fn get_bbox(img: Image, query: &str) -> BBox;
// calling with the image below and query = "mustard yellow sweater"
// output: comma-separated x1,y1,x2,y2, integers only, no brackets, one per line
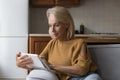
40,38,97,80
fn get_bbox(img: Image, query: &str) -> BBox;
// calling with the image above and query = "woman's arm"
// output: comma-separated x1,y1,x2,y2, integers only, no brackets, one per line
50,64,85,76
79,42,88,60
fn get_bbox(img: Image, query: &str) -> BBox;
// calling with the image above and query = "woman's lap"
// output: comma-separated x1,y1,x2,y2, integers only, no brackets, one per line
27,70,102,80
26,77,45,80
70,73,102,80
26,69,58,80
84,73,102,80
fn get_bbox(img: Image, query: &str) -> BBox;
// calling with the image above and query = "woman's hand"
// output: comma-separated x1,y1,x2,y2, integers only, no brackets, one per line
49,64,84,76
16,52,33,70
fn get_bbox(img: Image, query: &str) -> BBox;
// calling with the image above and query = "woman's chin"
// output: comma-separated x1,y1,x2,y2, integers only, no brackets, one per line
51,36,57,39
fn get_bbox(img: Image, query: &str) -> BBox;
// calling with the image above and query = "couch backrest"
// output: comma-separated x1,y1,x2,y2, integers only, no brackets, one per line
88,44,120,80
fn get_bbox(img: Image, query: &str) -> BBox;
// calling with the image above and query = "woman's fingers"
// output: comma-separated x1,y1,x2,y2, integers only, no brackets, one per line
16,52,21,59
16,53,33,69
19,56,33,65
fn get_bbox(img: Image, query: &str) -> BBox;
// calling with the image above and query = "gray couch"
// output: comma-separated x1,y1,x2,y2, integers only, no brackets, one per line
88,44,120,80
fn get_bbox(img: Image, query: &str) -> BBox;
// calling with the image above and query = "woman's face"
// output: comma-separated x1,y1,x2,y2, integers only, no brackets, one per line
48,14,68,40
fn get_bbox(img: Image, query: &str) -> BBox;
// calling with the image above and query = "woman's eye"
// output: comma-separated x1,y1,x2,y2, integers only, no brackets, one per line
55,24,60,27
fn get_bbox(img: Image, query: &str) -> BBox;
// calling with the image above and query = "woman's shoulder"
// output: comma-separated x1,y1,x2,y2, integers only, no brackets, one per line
47,39,58,45
71,38,85,43
64,38,85,47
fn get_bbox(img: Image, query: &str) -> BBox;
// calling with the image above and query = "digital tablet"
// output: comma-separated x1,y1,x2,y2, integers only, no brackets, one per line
21,53,51,71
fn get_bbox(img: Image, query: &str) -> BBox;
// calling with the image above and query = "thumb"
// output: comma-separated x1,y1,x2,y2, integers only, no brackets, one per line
16,52,21,57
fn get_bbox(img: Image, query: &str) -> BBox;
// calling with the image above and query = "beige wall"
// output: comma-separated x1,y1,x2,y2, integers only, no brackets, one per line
29,0,120,34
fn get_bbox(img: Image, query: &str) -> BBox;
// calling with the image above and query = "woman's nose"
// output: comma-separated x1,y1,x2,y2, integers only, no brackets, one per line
51,26,55,32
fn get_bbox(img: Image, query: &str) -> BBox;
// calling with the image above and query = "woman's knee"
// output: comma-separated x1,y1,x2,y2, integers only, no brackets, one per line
26,76,45,80
26,70,58,80
84,73,102,80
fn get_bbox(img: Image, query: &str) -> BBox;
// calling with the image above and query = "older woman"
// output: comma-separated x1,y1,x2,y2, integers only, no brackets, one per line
16,6,102,80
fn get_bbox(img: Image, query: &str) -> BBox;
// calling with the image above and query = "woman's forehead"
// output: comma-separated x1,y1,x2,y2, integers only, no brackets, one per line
48,14,58,22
